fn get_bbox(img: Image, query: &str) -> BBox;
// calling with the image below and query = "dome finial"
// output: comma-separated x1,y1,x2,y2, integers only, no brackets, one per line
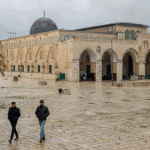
43,11,45,18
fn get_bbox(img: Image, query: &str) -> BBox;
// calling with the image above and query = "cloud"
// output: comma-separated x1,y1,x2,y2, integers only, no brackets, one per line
0,0,150,40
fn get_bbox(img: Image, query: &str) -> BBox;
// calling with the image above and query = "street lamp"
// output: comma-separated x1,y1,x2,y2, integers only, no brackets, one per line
110,39,114,86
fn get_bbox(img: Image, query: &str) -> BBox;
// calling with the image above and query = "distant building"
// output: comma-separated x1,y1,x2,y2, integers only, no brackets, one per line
0,15,150,81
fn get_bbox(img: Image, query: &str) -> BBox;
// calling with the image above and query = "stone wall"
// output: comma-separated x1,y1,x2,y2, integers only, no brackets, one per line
0,28,150,82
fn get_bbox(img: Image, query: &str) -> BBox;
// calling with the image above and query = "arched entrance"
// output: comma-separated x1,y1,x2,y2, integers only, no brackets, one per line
122,51,138,80
79,49,96,81
102,50,118,81
145,52,150,77
102,52,111,80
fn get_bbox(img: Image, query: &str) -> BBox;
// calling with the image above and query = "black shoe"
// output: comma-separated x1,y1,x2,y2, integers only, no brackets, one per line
42,137,45,140
8,140,12,144
14,137,19,141
39,140,42,143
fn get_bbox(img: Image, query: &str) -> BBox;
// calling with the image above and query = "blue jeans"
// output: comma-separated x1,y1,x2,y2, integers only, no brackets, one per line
39,120,46,140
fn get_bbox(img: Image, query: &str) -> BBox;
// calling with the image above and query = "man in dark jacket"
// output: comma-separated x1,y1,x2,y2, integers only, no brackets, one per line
35,100,50,143
8,102,21,143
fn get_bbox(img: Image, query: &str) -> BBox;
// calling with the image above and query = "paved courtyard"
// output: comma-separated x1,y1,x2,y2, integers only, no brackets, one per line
0,77,150,150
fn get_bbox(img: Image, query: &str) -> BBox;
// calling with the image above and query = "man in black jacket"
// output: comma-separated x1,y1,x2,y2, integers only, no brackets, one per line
8,102,21,143
35,100,50,143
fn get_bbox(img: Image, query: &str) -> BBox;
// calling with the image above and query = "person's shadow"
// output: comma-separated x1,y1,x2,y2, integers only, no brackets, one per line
39,140,45,150
9,140,18,150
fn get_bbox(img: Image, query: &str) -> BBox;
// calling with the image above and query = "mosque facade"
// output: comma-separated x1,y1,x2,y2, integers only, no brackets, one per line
0,15,150,82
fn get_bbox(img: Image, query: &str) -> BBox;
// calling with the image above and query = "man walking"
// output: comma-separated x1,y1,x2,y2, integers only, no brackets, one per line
35,100,50,143
8,102,21,143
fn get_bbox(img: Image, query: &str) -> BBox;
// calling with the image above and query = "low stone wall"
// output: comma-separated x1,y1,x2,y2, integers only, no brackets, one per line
115,80,150,87
4,72,55,81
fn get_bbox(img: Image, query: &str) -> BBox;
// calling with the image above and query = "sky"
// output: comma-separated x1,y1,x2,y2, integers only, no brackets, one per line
0,0,150,40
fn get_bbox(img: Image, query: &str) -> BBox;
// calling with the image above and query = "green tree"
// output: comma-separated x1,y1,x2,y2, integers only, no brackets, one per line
0,54,6,76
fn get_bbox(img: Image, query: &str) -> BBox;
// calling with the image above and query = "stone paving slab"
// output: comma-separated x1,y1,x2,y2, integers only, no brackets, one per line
0,78,150,149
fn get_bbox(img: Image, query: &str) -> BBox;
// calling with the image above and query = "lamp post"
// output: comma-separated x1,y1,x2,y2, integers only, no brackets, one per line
110,39,114,86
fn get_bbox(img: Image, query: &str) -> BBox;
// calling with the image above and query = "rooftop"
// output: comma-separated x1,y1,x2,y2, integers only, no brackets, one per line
75,22,149,31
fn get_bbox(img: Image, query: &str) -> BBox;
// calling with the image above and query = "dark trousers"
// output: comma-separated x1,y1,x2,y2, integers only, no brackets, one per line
10,120,18,140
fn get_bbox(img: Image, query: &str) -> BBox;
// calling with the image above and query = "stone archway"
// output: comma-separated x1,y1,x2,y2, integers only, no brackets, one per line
102,52,111,80
79,49,96,81
17,49,24,72
102,50,118,81
25,49,33,73
122,50,138,80
145,52,150,76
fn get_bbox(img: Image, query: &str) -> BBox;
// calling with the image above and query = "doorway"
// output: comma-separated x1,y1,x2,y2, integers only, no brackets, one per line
79,50,96,81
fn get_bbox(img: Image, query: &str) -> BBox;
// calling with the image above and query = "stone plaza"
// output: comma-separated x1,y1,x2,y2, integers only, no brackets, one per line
0,77,150,150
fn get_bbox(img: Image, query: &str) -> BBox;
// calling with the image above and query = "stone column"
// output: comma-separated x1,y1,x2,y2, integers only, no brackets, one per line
96,61,102,81
72,59,79,81
34,60,37,73
41,62,45,74
31,63,34,73
24,62,27,72
117,60,122,81
139,62,145,76
45,60,48,74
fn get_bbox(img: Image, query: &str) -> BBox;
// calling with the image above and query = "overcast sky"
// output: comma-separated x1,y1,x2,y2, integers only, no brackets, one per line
0,0,150,40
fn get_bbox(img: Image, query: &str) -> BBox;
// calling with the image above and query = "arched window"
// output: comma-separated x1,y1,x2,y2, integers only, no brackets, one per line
51,50,55,59
40,51,43,60
143,41,145,49
32,40,35,46
145,41,148,49
43,38,46,45
11,53,14,61
51,37,54,44
29,52,32,60
11,43,13,49
20,52,22,60
55,36,58,42
39,38,42,45
36,39,38,46
47,37,50,45
136,30,140,36
26,41,28,47
125,30,130,39
64,36,69,41
29,40,31,47
19,42,21,48
130,30,136,40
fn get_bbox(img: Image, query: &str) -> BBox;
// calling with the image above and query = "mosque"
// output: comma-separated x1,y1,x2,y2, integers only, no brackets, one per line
0,13,150,82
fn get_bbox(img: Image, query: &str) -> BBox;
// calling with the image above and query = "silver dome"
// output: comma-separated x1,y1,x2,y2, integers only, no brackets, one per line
30,17,58,35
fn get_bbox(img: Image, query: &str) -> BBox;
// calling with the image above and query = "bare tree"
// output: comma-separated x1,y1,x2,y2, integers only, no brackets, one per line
0,54,6,76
